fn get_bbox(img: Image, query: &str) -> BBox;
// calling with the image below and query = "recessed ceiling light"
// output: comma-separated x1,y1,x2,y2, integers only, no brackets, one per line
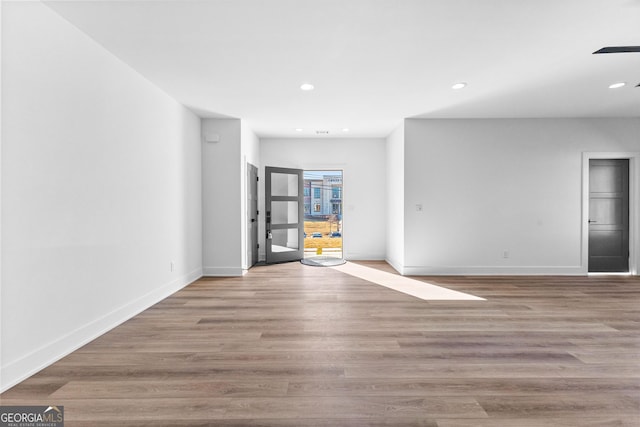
451,82,467,90
342,128,349,132
295,128,303,132
300,83,314,91
608,82,626,89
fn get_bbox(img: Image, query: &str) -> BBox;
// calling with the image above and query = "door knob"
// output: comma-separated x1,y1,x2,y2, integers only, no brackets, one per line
588,219,597,223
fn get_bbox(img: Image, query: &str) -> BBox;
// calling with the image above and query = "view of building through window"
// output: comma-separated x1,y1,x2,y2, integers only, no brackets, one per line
303,170,343,258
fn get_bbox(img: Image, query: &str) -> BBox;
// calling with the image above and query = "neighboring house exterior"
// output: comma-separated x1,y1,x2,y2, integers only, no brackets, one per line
304,174,342,218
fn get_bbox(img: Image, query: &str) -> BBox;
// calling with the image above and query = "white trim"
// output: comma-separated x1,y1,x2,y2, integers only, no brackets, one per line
202,266,246,276
301,167,346,258
345,253,385,261
242,155,248,270
385,257,406,275
0,0,4,396
245,161,259,270
0,267,202,393
588,272,633,277
581,152,639,276
402,265,584,276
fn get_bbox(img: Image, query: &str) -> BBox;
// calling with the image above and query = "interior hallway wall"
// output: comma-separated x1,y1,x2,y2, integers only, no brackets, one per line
385,124,405,272
201,118,243,276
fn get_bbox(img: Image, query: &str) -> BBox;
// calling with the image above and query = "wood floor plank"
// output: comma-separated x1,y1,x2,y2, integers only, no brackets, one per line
285,377,640,397
49,379,290,399
1,261,639,425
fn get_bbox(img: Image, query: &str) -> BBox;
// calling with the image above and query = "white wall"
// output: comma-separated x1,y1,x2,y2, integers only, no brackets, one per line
0,2,5,383
403,118,640,275
385,124,405,272
201,119,244,276
1,2,202,391
260,138,387,260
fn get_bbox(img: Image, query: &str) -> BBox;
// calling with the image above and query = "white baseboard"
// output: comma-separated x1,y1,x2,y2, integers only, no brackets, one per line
401,265,586,276
203,266,245,276
344,253,385,261
385,257,405,275
0,267,202,393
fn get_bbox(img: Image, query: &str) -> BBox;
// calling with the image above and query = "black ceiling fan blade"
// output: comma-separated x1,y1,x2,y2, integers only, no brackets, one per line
593,46,640,54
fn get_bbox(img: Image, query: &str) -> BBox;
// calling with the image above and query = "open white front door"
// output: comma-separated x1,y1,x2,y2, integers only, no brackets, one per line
265,166,304,264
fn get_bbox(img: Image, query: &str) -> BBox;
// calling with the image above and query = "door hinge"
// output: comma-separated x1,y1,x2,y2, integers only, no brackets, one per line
257,210,259,215
257,243,260,249
257,176,259,182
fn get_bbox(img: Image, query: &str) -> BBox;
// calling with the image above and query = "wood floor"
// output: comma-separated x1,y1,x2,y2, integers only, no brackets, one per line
2,261,639,426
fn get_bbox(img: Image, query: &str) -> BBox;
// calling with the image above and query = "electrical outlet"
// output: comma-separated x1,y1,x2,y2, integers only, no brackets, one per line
416,204,423,212
502,250,509,259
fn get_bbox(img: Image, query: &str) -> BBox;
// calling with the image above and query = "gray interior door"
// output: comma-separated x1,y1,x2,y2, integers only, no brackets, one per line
265,166,304,264
247,163,259,268
588,159,629,272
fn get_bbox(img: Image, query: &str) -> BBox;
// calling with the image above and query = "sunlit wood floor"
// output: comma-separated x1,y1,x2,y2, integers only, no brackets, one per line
1,261,639,426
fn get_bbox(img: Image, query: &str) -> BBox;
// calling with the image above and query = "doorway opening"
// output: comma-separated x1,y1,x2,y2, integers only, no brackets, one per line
588,159,629,273
265,166,304,264
303,170,343,259
582,152,639,276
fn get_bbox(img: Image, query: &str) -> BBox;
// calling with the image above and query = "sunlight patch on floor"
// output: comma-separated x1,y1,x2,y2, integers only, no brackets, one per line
331,262,485,301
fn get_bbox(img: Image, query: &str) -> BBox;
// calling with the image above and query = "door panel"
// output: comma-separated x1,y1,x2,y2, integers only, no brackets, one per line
590,231,624,256
270,229,300,252
271,172,299,196
247,163,259,268
271,201,299,224
266,166,304,264
590,164,623,192
590,198,622,225
588,159,629,272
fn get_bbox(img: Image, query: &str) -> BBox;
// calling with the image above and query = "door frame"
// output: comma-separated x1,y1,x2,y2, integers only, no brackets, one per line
265,166,304,264
582,152,640,275
259,164,347,262
246,162,259,268
303,169,345,259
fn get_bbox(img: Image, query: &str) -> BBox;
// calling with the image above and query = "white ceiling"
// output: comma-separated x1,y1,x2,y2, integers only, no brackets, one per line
44,0,640,138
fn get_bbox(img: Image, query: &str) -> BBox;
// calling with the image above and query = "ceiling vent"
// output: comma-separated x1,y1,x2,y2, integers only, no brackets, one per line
593,46,640,54
315,130,329,135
